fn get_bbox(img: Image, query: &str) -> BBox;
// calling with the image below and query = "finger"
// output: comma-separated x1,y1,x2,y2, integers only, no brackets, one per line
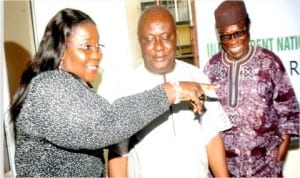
189,94,203,114
191,103,203,114
190,102,197,113
199,83,220,91
180,94,191,101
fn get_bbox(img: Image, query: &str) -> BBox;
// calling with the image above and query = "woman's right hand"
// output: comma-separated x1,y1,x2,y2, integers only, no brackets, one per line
162,81,219,114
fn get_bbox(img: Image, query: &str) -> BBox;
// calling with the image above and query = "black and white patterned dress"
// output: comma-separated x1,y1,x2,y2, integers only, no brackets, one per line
15,70,169,177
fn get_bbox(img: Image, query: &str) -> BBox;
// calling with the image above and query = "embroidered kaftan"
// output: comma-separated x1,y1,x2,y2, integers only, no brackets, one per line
204,46,300,177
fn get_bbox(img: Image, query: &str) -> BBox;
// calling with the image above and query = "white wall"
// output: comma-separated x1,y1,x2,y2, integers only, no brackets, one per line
3,1,35,176
195,1,300,177
1,1,5,176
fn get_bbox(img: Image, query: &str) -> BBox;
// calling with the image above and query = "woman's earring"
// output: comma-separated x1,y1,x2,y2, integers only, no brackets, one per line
59,59,63,70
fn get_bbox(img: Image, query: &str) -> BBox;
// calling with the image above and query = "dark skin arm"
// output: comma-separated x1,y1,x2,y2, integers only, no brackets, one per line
277,134,291,161
108,156,128,178
206,133,230,177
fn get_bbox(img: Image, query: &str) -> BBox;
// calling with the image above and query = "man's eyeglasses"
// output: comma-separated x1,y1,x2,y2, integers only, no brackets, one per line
66,42,105,53
219,28,248,42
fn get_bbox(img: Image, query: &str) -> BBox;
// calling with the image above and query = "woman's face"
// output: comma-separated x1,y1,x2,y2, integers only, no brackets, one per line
61,22,103,82
218,20,250,60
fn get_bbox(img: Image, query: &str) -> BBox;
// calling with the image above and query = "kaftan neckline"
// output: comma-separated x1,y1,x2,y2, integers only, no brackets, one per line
221,45,255,108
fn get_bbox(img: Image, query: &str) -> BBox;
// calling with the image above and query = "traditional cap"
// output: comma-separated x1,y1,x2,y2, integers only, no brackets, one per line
214,0,248,27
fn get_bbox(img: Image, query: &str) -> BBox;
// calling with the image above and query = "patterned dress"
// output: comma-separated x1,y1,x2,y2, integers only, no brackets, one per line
15,70,170,177
204,45,300,177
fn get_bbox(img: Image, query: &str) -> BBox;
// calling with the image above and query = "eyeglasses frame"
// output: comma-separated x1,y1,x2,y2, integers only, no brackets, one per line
66,42,105,53
219,27,248,42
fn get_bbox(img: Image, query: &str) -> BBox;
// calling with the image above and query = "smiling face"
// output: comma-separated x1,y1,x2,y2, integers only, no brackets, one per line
61,22,102,82
138,8,177,74
218,20,250,61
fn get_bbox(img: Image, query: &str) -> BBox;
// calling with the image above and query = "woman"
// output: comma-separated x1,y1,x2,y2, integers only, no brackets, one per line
10,8,208,177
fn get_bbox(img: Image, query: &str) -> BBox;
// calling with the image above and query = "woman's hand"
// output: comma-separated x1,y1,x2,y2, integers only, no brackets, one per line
180,82,219,113
162,81,219,114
